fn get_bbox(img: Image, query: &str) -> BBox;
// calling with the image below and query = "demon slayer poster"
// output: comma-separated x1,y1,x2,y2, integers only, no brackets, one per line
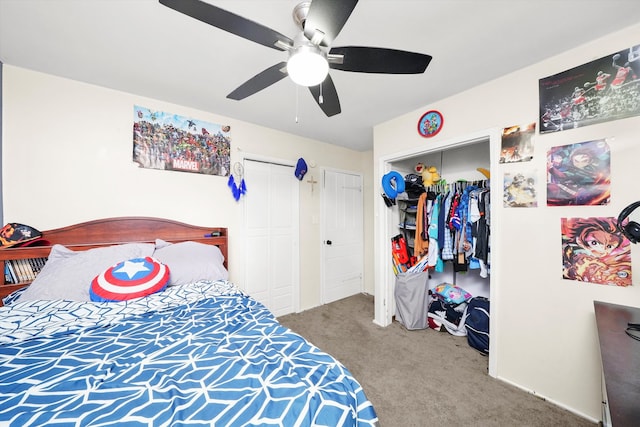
561,217,631,286
133,106,231,176
499,123,535,163
539,43,640,133
547,139,610,206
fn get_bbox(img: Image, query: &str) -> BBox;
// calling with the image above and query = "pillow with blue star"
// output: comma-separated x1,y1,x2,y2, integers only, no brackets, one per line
90,256,170,302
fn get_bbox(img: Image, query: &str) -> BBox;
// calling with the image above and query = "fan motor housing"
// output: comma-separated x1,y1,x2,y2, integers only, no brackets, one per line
293,2,311,30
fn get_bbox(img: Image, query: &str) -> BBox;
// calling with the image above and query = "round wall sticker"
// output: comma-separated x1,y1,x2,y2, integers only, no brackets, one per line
417,110,443,138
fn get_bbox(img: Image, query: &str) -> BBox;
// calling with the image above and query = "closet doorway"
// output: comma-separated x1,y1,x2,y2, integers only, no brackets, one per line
243,159,300,317
375,130,501,377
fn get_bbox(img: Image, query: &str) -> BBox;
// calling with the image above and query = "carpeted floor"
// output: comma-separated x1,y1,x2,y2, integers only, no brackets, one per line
277,293,596,427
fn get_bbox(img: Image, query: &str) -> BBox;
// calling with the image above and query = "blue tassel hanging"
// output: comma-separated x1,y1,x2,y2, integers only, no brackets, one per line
228,174,245,201
228,162,246,201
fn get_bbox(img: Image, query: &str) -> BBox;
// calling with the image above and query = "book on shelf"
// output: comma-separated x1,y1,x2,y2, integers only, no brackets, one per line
16,259,27,281
2,257,48,284
14,259,29,282
26,259,35,279
29,258,44,276
25,259,35,281
24,259,34,280
5,262,16,284
12,259,26,283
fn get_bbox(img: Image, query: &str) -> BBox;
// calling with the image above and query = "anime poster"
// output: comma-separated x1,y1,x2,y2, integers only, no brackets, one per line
539,43,640,133
503,170,537,207
547,139,610,206
561,217,631,286
133,106,231,176
499,123,535,163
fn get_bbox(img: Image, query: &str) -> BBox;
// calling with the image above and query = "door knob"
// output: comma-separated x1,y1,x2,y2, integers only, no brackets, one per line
326,240,332,245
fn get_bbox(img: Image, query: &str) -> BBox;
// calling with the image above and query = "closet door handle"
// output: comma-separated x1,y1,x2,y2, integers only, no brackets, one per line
325,240,332,245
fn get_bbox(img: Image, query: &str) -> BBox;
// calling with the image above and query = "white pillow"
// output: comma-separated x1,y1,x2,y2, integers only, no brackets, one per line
16,243,155,302
153,239,228,286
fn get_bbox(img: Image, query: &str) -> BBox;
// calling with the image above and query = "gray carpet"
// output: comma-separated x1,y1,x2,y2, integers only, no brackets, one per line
278,293,595,427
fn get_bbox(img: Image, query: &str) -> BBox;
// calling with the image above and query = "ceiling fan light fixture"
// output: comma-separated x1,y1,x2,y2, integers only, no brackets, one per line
287,44,329,87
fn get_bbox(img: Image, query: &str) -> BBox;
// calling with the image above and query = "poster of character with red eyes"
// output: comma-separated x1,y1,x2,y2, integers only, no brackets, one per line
561,216,631,286
547,139,610,206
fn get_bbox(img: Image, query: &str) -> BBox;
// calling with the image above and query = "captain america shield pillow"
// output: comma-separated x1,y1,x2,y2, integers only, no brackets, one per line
90,257,170,302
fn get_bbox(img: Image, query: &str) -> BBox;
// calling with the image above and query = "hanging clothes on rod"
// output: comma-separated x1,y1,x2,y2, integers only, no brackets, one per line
470,185,491,278
417,180,491,279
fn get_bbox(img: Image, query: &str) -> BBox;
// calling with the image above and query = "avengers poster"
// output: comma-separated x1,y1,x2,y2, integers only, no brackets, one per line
546,139,610,206
561,217,631,287
539,43,640,133
133,106,231,176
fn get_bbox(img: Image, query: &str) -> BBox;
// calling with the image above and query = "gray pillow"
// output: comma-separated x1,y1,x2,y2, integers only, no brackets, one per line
16,243,155,303
153,239,228,286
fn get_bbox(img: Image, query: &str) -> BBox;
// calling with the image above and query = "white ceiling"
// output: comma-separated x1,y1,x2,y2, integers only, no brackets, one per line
2,0,640,152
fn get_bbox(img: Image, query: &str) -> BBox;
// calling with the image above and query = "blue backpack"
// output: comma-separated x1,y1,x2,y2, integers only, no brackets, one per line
465,297,490,355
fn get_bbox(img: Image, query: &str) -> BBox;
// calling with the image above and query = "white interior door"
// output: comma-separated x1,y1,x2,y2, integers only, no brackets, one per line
243,159,299,316
322,169,364,304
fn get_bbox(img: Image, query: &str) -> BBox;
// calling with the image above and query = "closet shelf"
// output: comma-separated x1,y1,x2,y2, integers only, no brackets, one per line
397,198,419,256
398,223,416,230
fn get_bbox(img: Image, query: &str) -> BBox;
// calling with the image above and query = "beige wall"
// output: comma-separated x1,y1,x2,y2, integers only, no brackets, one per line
374,23,640,421
1,65,373,311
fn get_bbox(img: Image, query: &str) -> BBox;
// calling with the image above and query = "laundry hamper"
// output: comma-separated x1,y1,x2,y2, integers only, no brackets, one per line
394,271,430,330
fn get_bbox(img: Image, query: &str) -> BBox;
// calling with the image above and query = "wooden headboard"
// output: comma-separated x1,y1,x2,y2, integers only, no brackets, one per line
0,217,228,302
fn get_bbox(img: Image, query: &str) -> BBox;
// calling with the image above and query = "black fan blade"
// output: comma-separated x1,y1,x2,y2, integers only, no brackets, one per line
304,0,358,47
329,46,432,74
159,0,293,51
309,75,341,117
227,62,288,100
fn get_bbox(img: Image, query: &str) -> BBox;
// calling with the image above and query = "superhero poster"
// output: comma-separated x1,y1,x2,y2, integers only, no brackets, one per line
133,106,231,176
539,43,640,133
561,217,631,287
546,139,610,206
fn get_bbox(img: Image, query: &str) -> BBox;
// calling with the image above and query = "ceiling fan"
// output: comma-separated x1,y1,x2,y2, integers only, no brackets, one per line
159,0,432,117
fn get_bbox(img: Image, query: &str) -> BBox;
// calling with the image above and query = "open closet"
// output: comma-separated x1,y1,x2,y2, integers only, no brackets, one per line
376,131,499,376
390,139,491,299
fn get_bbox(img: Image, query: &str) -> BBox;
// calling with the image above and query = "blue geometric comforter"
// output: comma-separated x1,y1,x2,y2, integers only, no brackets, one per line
0,281,378,426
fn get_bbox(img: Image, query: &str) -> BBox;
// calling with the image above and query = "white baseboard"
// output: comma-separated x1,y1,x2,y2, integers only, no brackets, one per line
495,375,599,425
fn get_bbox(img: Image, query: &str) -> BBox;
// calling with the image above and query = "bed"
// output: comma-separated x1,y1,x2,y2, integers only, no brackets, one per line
0,217,378,426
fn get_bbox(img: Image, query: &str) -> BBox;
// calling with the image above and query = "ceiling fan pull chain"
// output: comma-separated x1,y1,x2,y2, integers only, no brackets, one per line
319,82,324,104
